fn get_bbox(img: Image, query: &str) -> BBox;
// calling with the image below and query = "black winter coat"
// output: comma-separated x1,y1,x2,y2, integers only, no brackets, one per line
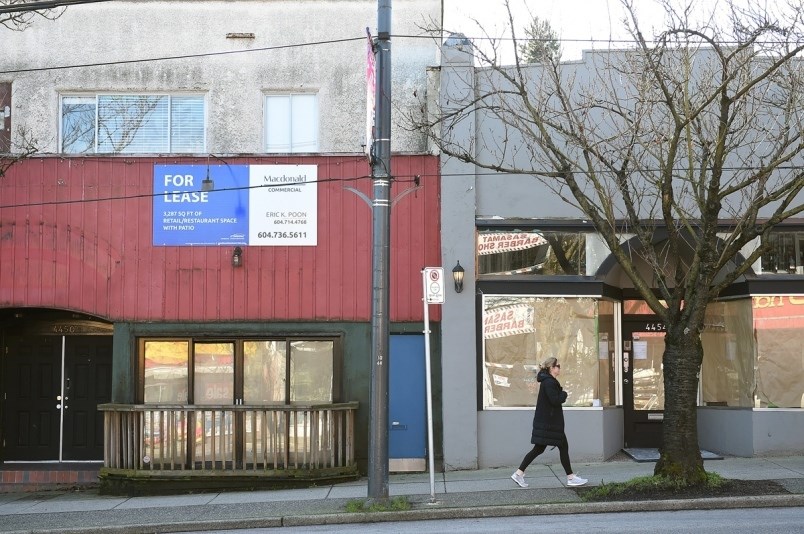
530,369,568,446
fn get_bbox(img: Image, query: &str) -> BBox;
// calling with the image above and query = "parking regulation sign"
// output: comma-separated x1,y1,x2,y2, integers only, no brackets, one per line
423,267,445,304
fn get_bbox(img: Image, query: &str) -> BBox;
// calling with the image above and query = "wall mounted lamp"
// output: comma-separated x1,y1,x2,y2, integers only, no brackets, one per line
452,260,465,293
201,166,215,192
232,246,243,267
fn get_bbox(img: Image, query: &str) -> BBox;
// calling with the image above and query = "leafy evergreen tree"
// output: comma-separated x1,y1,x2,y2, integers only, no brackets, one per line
518,16,561,63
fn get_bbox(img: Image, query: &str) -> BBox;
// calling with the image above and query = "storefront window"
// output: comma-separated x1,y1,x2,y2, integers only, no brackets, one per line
143,340,189,403
625,296,801,409
477,230,587,275
482,295,609,408
700,300,754,407
244,341,287,404
753,296,804,408
597,301,616,406
194,342,235,405
290,341,334,402
142,337,335,404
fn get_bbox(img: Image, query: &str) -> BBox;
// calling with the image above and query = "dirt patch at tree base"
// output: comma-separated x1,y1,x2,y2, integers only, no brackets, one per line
574,479,790,502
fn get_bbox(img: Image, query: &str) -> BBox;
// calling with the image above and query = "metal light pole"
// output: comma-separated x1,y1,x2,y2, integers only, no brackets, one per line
367,0,392,500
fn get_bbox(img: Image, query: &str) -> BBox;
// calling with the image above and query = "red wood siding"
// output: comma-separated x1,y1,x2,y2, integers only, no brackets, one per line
0,155,441,322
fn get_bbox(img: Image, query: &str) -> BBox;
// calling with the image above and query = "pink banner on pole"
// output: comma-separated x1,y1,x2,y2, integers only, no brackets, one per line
366,29,376,157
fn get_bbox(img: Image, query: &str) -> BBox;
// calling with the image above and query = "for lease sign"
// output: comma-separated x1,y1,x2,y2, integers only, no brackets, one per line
153,164,317,246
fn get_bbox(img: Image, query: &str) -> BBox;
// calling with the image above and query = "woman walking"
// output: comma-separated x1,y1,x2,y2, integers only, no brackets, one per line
511,357,587,488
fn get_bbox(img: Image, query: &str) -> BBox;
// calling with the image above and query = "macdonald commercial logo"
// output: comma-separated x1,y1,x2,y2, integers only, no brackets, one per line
477,232,548,256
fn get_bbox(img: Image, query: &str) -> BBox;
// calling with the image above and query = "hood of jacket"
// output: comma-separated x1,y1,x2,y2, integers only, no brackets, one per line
536,369,552,383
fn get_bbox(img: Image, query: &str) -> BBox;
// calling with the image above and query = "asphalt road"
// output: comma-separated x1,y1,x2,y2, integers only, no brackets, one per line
187,506,804,533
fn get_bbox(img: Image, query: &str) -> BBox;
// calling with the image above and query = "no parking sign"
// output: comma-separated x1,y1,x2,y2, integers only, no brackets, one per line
420,266,443,501
423,267,444,304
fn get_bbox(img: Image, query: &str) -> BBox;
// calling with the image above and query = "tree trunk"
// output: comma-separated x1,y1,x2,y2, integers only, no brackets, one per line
654,323,707,484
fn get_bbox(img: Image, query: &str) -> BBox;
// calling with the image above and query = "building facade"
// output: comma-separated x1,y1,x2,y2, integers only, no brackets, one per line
435,36,804,470
0,0,442,485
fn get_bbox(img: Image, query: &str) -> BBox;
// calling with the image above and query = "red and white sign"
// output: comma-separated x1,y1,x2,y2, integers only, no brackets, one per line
423,267,444,304
477,232,547,256
483,304,536,339
752,295,804,330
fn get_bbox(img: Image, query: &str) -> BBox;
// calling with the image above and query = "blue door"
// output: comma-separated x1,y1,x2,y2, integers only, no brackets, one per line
389,334,427,471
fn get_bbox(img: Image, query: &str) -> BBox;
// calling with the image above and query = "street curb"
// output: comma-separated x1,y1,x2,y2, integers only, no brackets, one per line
6,494,803,533
4,517,285,534
281,494,804,527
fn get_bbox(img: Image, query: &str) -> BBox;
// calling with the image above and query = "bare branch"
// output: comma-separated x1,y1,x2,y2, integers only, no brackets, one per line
0,0,65,30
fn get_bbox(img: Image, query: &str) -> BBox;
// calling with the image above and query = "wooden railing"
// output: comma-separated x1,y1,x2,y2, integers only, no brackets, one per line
99,403,357,472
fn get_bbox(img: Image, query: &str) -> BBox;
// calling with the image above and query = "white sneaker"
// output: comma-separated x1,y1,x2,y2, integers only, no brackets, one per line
567,475,587,486
511,472,528,488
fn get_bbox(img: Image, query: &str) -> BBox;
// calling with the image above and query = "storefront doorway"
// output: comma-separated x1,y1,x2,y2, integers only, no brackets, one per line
622,318,666,448
2,334,112,462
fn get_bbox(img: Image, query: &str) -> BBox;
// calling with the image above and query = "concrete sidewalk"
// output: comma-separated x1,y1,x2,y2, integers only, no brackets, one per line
1,456,803,533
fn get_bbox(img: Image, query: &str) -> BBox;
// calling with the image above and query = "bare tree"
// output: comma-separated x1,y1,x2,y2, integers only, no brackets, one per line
0,0,65,31
0,126,38,177
424,0,804,484
96,95,164,153
0,0,67,175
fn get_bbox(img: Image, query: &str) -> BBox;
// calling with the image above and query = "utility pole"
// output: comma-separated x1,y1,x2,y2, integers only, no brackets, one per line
367,0,392,500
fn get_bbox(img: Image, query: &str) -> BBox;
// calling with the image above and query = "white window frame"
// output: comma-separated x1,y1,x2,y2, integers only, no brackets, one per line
263,93,319,153
59,93,207,154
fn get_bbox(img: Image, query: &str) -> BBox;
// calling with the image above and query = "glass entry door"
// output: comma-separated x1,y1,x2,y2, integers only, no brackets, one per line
622,320,666,448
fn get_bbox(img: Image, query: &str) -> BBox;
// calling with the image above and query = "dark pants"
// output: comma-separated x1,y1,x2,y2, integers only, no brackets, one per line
518,435,573,475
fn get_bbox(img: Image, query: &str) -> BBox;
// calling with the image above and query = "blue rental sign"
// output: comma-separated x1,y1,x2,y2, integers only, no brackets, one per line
153,164,250,245
153,164,318,246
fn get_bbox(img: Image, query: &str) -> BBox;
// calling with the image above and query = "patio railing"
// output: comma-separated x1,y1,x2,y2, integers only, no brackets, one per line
99,402,358,472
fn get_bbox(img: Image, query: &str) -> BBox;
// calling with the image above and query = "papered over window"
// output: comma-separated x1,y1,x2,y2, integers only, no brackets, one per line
482,295,608,408
477,230,586,275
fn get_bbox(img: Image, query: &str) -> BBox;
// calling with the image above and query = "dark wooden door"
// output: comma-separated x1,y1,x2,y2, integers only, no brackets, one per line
62,336,112,460
2,335,112,461
2,336,62,460
623,319,666,448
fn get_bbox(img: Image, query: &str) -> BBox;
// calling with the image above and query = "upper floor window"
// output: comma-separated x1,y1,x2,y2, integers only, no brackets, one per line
760,231,804,274
264,93,318,153
478,229,587,275
60,94,205,154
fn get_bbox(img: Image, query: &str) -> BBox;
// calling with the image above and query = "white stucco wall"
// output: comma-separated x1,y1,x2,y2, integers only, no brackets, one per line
0,0,439,154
